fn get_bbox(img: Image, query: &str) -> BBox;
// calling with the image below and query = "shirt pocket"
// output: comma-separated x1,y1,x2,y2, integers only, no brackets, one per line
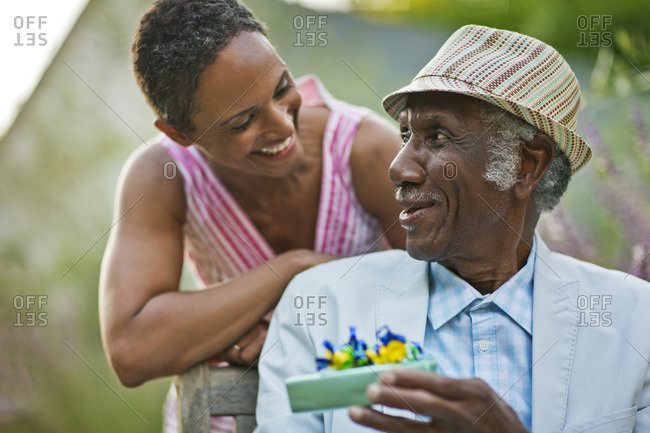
563,406,637,433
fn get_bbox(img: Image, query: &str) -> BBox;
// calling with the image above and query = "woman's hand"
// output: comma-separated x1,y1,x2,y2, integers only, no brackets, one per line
220,320,270,366
217,251,336,367
288,249,339,273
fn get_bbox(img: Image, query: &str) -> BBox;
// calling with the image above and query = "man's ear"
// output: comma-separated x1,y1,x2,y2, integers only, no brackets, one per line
154,118,195,147
514,133,555,200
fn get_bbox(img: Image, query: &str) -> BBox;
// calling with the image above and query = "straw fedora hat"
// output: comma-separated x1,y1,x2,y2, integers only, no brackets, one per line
382,25,592,173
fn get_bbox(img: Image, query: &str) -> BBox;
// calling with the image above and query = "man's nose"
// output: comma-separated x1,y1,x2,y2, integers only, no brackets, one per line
389,144,426,187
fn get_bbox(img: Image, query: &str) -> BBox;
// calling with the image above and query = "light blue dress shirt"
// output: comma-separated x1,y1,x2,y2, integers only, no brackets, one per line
424,239,536,429
255,237,650,433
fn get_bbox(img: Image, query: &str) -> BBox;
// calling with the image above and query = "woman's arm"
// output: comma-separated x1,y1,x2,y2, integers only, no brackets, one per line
350,113,406,249
99,143,333,387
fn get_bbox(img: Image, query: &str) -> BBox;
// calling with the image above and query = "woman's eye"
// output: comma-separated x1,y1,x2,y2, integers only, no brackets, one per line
274,79,292,98
232,115,255,132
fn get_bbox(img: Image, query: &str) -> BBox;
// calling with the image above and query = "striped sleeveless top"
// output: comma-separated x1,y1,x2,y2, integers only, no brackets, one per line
161,75,385,288
160,75,386,433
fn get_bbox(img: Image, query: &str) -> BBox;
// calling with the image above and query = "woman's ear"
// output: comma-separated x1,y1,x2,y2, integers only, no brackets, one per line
154,118,195,147
514,133,555,200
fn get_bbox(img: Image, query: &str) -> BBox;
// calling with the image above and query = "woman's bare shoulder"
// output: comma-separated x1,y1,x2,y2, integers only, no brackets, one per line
298,105,331,132
117,139,186,225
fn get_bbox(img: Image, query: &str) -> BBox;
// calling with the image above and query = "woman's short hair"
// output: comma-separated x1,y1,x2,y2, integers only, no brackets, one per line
132,0,267,132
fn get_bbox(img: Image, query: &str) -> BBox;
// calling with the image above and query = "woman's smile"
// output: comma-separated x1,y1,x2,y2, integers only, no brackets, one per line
252,134,295,158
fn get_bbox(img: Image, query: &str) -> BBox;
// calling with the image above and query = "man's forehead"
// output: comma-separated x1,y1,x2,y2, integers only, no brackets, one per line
398,91,481,123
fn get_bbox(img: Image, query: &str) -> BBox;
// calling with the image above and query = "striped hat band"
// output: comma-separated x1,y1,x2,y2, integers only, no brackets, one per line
382,24,592,173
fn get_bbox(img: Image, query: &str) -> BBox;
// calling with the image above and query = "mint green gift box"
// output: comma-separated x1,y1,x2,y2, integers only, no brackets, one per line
285,359,438,413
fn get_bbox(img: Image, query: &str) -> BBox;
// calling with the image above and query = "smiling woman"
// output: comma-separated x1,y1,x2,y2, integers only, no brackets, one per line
158,33,306,179
98,1,405,432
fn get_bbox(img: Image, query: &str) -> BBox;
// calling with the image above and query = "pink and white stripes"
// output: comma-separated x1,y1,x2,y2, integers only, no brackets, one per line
160,75,386,433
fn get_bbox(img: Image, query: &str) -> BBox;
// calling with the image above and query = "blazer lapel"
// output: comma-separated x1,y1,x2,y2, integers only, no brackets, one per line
376,252,430,346
376,253,430,419
531,236,580,433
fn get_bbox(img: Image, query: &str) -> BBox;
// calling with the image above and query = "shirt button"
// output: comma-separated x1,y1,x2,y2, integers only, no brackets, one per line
478,340,490,352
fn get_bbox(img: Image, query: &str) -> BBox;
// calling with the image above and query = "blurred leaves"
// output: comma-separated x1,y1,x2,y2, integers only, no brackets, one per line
350,0,648,51
0,0,648,432
591,29,650,97
538,97,650,280
350,0,650,97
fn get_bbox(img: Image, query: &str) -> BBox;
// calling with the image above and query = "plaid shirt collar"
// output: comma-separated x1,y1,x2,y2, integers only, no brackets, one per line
427,238,536,335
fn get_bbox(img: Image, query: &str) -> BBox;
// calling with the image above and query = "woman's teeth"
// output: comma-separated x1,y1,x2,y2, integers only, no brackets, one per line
257,136,291,155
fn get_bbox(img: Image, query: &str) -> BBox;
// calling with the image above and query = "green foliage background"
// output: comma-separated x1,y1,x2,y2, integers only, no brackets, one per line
0,0,648,432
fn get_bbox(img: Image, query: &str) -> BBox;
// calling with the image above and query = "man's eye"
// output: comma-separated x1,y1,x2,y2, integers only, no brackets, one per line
426,131,445,146
400,130,411,144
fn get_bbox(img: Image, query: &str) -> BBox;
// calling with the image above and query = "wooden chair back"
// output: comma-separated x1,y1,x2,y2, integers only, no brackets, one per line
176,363,259,433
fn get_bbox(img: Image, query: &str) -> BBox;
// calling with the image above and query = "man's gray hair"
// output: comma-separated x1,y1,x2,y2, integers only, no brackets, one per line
478,101,572,212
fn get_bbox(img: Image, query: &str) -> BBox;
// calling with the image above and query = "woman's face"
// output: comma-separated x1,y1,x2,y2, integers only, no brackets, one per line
186,31,303,178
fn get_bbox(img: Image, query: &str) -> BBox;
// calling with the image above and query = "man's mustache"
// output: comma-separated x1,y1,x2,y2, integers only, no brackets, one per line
394,186,442,205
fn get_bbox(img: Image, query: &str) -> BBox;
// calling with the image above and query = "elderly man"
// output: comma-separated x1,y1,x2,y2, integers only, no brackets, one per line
254,25,650,433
